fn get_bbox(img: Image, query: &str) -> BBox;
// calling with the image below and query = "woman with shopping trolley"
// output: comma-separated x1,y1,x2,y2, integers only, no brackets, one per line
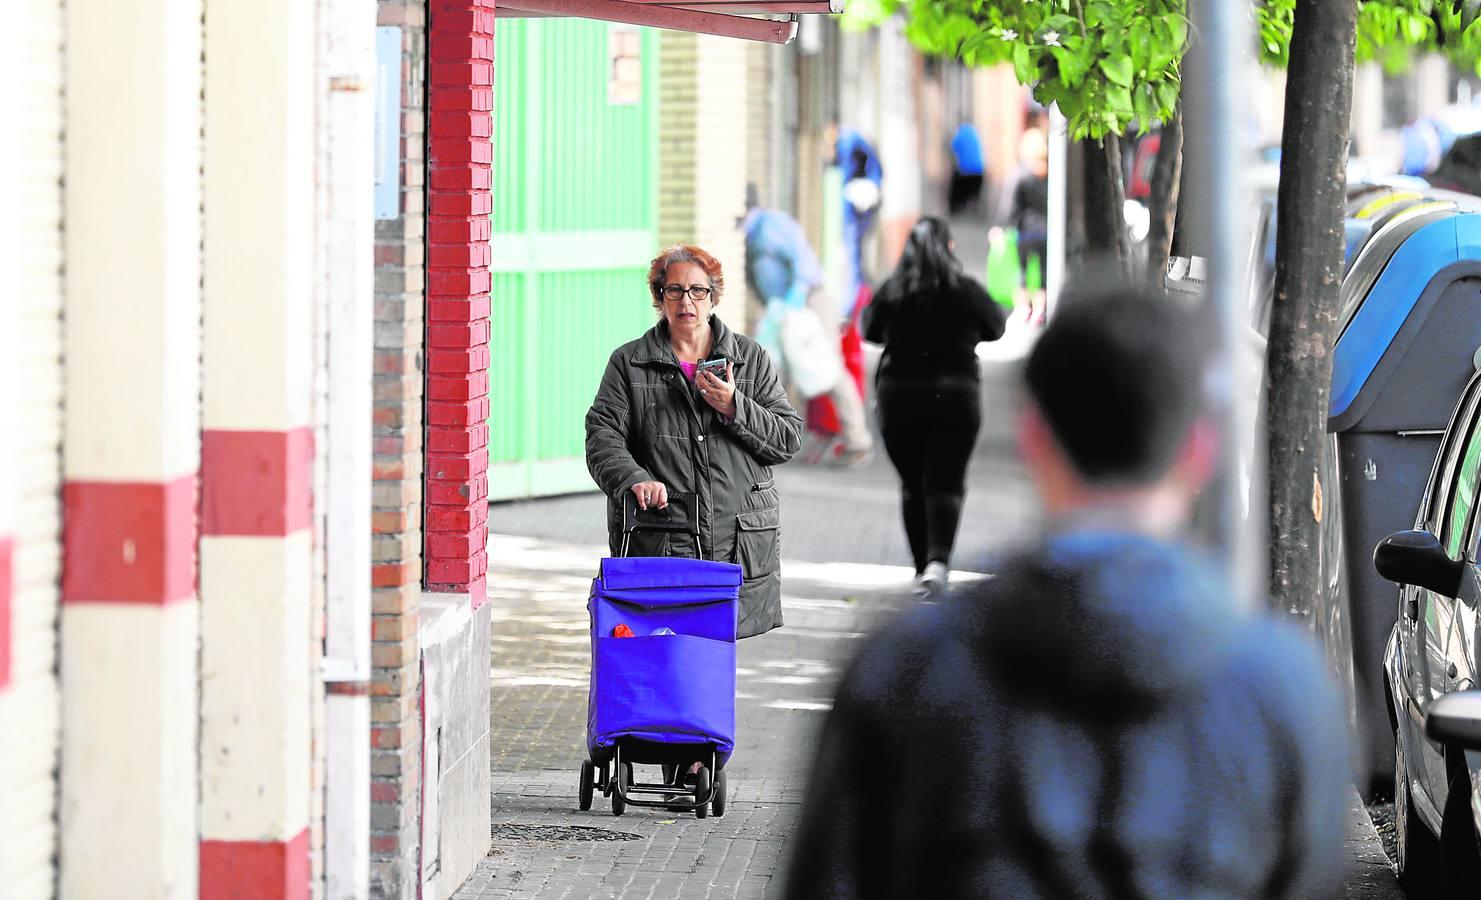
585,244,803,641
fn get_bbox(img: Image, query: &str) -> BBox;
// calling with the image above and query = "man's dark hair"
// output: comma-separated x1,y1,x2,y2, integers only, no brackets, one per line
1024,281,1212,485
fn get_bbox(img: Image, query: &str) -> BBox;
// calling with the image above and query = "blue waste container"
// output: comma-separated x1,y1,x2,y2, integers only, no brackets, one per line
1330,210,1481,790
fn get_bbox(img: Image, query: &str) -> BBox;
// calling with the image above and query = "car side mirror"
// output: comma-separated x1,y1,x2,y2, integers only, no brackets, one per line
1374,530,1464,598
1427,690,1481,749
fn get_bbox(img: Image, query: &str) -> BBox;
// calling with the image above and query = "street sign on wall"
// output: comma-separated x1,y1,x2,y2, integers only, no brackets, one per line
374,26,402,221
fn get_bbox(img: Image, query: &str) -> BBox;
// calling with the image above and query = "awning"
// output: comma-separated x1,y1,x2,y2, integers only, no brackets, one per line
496,0,843,44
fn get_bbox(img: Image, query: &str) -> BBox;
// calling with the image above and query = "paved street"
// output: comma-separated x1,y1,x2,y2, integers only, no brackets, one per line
455,343,1403,899
454,347,1034,899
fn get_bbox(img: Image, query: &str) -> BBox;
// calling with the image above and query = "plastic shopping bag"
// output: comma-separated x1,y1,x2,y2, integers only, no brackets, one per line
780,306,842,398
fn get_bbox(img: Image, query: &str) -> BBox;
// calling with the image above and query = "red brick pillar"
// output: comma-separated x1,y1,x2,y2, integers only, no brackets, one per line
425,0,493,607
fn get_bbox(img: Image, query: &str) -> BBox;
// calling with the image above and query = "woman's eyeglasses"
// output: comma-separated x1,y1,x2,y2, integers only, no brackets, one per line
661,284,713,302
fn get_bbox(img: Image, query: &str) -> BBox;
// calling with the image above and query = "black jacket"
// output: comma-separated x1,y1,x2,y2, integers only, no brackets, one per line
584,315,802,638
863,273,1006,380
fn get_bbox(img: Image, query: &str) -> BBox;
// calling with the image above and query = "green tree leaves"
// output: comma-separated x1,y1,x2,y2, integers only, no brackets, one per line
842,0,1481,139
843,0,1188,139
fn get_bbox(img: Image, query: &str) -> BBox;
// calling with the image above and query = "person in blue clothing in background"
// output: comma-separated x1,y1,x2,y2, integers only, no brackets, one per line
785,281,1349,900
828,123,883,318
948,122,985,216
743,185,873,465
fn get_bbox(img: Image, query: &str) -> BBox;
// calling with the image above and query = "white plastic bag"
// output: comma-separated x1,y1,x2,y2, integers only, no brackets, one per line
780,306,842,398
843,177,881,215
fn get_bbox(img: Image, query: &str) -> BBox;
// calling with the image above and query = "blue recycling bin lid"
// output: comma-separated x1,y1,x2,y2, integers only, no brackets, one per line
1331,212,1481,421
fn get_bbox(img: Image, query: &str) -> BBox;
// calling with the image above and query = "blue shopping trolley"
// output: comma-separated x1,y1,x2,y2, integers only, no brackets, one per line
578,492,743,818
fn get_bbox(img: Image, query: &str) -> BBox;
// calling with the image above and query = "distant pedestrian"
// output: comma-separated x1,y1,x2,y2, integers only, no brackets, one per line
743,189,873,465
1010,127,1050,326
585,244,802,639
787,282,1349,900
831,124,883,317
948,123,986,216
862,217,1005,596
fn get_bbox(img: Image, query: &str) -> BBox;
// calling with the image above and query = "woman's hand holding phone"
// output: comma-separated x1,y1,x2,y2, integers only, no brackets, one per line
696,360,736,418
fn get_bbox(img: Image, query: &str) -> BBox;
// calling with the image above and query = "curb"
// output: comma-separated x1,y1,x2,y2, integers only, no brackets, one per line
1344,787,1403,899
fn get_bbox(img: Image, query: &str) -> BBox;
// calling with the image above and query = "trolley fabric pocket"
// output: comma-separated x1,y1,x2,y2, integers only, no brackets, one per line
588,635,737,762
734,507,780,579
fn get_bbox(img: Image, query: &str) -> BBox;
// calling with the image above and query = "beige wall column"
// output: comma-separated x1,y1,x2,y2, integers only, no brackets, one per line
0,1,65,896
199,0,318,896
61,0,204,896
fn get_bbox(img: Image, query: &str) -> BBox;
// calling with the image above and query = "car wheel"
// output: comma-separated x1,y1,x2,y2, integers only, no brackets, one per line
1396,733,1438,888
1440,770,1481,892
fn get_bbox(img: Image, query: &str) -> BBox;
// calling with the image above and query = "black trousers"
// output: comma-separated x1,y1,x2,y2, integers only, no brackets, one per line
948,171,984,215
875,375,982,573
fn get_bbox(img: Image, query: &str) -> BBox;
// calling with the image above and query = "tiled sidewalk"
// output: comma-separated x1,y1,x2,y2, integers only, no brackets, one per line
451,534,933,899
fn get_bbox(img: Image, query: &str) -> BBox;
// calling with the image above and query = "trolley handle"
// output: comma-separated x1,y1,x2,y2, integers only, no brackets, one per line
620,490,703,558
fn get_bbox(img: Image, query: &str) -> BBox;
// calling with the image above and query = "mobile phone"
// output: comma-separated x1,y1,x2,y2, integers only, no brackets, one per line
697,357,728,379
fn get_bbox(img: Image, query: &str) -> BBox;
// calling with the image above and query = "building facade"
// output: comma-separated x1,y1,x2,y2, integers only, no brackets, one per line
0,3,984,897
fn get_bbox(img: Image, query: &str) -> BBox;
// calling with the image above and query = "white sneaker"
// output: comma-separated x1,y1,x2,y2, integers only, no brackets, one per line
919,561,948,597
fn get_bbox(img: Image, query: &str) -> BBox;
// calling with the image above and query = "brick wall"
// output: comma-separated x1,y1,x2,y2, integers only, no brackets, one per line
746,42,773,210
424,0,493,605
693,35,749,324
0,1,65,894
372,2,427,896
658,32,750,331
657,30,698,250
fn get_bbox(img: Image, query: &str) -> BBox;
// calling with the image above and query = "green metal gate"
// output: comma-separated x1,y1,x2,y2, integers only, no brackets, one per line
489,20,659,500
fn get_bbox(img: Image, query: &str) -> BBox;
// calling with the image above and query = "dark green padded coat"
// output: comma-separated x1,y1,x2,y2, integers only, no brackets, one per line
584,315,802,638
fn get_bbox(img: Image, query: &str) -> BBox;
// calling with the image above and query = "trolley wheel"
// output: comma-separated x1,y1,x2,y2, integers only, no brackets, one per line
611,757,628,817
599,763,611,798
712,768,727,818
578,761,595,811
693,767,711,819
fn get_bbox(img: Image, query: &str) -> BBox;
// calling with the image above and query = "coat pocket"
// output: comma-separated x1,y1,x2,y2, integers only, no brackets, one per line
734,507,780,579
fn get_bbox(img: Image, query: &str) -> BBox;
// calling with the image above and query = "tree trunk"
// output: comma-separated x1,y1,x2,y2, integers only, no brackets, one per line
1081,134,1129,276
1267,0,1358,620
1066,138,1087,272
1144,104,1183,290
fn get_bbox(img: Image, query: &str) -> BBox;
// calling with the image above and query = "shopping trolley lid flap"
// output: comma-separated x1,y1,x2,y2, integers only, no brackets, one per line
597,556,743,592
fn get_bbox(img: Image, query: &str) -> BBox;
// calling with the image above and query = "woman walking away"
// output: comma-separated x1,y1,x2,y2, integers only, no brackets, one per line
585,245,803,638
863,217,1007,597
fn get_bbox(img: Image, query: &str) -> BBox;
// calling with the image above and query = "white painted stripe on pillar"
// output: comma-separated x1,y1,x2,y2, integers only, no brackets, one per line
65,0,203,483
322,0,377,684
200,533,313,840
320,2,377,894
203,0,316,432
61,603,200,899
325,693,370,899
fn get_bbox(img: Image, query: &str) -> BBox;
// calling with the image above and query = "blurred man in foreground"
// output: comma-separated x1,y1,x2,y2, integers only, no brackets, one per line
784,283,1349,899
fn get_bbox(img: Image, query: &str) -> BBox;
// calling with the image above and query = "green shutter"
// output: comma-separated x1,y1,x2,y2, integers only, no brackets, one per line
489,20,659,500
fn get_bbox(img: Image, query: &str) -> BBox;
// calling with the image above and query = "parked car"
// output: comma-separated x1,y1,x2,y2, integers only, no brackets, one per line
1376,367,1481,887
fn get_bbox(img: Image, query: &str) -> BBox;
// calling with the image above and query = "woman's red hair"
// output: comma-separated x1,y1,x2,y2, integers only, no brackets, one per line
647,245,725,309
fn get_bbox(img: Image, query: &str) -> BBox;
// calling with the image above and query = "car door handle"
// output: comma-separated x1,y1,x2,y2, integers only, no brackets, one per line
1449,662,1459,679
